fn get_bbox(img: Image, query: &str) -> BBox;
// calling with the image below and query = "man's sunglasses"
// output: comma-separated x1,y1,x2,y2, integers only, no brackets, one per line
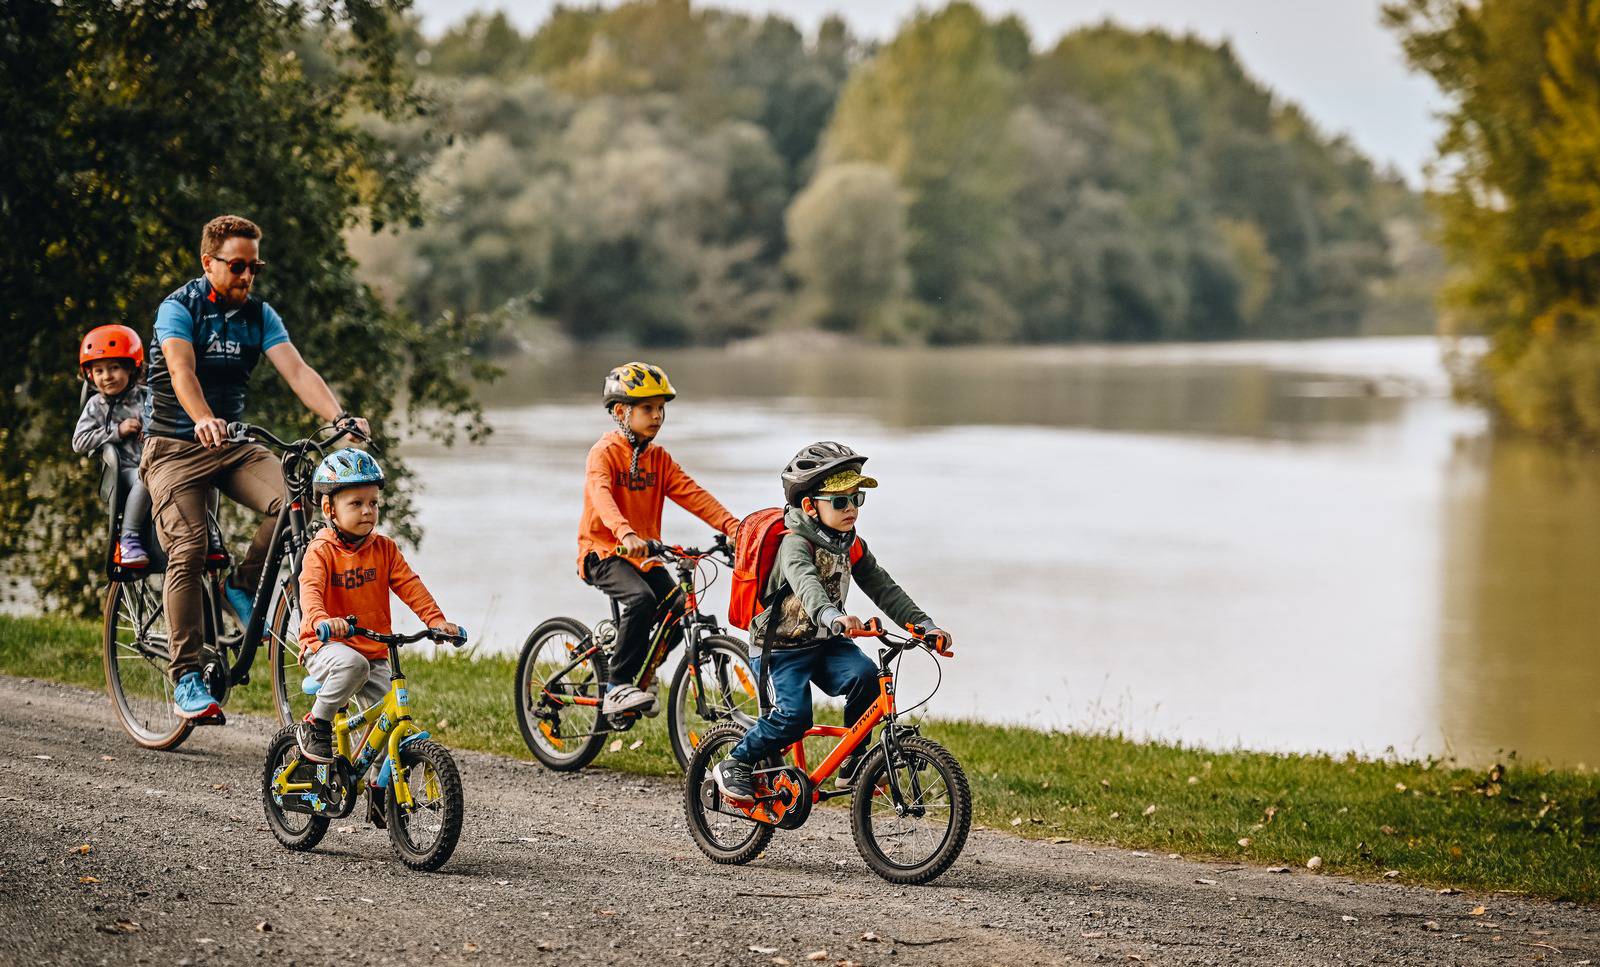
812,491,867,511
208,256,267,276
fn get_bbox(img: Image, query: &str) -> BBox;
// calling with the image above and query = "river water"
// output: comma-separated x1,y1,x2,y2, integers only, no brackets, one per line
400,337,1600,766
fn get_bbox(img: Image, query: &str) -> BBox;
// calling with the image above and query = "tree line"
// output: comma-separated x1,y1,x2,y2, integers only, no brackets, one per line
358,1,1429,348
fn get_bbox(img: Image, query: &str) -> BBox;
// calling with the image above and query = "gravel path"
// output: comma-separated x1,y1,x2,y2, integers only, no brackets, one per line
2,674,1596,966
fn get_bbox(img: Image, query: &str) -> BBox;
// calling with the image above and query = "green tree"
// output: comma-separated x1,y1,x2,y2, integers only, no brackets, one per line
0,0,493,614
786,163,910,337
1386,0,1600,439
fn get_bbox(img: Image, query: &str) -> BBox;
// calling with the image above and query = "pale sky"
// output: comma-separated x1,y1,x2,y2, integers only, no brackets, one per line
412,0,1445,186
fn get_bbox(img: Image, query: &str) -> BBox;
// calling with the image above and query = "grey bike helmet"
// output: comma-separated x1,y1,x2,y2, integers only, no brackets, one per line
781,441,867,506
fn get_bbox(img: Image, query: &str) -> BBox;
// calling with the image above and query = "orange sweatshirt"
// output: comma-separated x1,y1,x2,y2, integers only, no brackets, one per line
576,430,739,575
298,529,447,660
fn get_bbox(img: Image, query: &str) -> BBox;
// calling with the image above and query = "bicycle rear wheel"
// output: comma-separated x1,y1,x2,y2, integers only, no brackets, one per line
514,617,608,771
261,725,329,851
683,722,773,865
265,575,308,727
850,734,972,884
667,634,758,770
102,575,193,751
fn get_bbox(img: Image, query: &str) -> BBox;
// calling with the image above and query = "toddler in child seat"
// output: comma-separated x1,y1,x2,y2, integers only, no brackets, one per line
73,325,154,567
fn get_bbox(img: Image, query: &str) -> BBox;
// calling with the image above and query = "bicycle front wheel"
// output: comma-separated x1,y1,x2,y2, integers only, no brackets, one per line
102,576,193,751
514,617,608,771
265,575,308,727
850,734,972,885
667,634,758,771
387,739,464,872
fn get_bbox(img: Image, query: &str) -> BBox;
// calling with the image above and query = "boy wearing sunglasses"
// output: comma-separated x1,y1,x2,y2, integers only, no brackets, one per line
712,441,952,804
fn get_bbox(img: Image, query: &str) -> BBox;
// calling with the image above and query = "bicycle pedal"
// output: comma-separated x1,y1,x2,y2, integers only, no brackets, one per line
194,710,227,727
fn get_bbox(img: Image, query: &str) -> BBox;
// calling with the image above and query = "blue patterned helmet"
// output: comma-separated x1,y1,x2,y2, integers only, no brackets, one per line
313,447,385,496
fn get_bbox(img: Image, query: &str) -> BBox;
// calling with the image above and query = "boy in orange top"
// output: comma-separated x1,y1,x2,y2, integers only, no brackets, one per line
296,448,460,763
579,362,740,717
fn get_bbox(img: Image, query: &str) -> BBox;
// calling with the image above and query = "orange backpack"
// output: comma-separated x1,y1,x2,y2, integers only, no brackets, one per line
727,508,863,631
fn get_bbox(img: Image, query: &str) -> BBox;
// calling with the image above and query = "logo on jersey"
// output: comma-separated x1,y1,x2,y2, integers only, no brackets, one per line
333,566,379,589
617,468,658,492
205,334,243,358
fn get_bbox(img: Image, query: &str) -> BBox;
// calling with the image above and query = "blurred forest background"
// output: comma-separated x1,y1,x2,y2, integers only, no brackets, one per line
356,1,1441,349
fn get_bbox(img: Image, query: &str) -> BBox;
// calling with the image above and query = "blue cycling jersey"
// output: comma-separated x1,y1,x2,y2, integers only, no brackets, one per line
145,277,290,440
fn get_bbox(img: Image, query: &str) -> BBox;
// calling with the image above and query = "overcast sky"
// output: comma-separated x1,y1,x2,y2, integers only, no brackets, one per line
411,0,1445,185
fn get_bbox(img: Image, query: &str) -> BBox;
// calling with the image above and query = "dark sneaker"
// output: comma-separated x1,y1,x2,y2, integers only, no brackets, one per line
297,714,334,764
172,671,221,720
713,758,755,804
116,533,149,567
601,683,656,717
834,751,863,790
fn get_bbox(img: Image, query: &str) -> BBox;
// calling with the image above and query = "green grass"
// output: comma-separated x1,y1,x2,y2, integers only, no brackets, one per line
5,612,1597,900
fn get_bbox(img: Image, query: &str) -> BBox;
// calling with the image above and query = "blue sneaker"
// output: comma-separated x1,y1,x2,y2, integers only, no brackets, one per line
173,671,221,720
225,583,254,632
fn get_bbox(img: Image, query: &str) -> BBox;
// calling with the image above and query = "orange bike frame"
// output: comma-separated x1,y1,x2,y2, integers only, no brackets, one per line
786,664,896,802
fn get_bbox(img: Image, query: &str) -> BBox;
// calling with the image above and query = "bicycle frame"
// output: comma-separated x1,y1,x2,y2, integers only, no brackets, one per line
271,643,423,812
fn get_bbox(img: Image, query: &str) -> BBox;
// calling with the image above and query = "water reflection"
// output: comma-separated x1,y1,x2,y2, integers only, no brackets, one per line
402,337,1599,765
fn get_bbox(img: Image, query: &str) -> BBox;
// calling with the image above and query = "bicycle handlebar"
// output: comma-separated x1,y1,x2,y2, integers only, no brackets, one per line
614,533,734,564
846,618,952,657
316,615,467,648
225,419,369,453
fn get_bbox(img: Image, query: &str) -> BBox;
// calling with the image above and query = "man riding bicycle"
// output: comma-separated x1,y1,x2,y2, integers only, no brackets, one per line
140,214,368,721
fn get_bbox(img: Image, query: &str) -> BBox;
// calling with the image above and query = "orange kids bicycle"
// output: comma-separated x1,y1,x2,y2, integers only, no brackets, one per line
683,619,971,885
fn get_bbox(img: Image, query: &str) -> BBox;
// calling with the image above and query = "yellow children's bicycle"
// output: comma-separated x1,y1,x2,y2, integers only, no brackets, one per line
261,616,468,871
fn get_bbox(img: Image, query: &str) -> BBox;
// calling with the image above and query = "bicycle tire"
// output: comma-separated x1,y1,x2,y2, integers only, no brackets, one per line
261,725,329,851
102,576,193,751
386,739,464,872
666,634,758,771
683,722,774,865
850,734,972,885
265,573,308,727
514,616,609,771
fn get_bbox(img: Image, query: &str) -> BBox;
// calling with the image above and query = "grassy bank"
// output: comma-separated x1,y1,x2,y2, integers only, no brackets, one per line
4,613,1596,901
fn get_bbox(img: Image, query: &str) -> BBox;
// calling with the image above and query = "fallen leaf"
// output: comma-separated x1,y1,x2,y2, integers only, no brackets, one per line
1342,915,1359,923
749,946,778,954
74,844,92,855
1237,838,1251,848
537,940,556,952
109,919,141,934
1187,776,1199,785
1306,856,1323,870
1089,884,1106,891
860,933,878,942
628,739,643,751
1380,825,1398,836
256,921,273,933
79,875,100,884
1437,888,1461,896
437,718,450,729
772,959,792,967
99,755,116,762
463,941,480,953
32,754,52,761
1383,870,1401,878
1266,867,1290,874
1423,921,1441,932
1049,837,1072,844
494,879,510,886
1010,817,1022,827
806,952,829,962
1100,779,1111,788
609,740,623,753
1080,931,1106,939
1194,878,1219,886
1469,906,1486,916
1142,804,1158,816
1108,811,1120,819
1395,783,1407,792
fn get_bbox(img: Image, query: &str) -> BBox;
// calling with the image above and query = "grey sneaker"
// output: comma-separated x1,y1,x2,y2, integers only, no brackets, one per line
601,684,656,717
713,758,755,804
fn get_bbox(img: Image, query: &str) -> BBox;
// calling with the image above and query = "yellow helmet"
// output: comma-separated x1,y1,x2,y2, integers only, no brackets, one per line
602,362,677,409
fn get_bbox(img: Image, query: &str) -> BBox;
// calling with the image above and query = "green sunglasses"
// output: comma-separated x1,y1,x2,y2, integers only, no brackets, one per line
812,491,867,510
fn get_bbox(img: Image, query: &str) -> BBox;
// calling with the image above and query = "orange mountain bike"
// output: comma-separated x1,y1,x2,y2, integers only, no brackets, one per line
683,619,971,885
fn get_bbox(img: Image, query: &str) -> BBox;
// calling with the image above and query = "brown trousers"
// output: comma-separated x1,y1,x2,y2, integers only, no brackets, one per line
140,436,283,680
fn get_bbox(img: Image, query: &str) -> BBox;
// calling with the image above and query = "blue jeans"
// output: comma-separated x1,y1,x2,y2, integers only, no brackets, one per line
730,637,878,764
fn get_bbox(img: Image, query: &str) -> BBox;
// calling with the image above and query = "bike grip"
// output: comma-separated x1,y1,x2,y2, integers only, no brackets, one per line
455,625,468,646
316,620,332,643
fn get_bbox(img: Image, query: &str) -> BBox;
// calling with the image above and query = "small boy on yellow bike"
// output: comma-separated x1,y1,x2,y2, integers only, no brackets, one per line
713,442,951,804
577,362,740,718
295,448,461,764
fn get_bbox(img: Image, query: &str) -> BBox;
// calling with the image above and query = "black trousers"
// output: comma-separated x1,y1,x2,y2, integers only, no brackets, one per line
584,554,678,685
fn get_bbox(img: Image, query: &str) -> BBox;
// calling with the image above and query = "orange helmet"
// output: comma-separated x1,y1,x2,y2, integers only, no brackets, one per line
79,325,144,377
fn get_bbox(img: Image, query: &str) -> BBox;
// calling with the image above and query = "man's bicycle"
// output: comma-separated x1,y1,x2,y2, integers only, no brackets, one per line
684,619,971,885
514,536,758,772
262,616,468,871
101,420,366,749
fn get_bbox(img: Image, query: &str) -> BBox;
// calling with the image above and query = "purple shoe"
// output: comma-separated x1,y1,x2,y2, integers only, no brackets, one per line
117,533,149,567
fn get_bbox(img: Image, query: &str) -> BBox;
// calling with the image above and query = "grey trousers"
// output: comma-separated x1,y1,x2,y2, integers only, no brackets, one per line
118,466,150,537
304,642,391,721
